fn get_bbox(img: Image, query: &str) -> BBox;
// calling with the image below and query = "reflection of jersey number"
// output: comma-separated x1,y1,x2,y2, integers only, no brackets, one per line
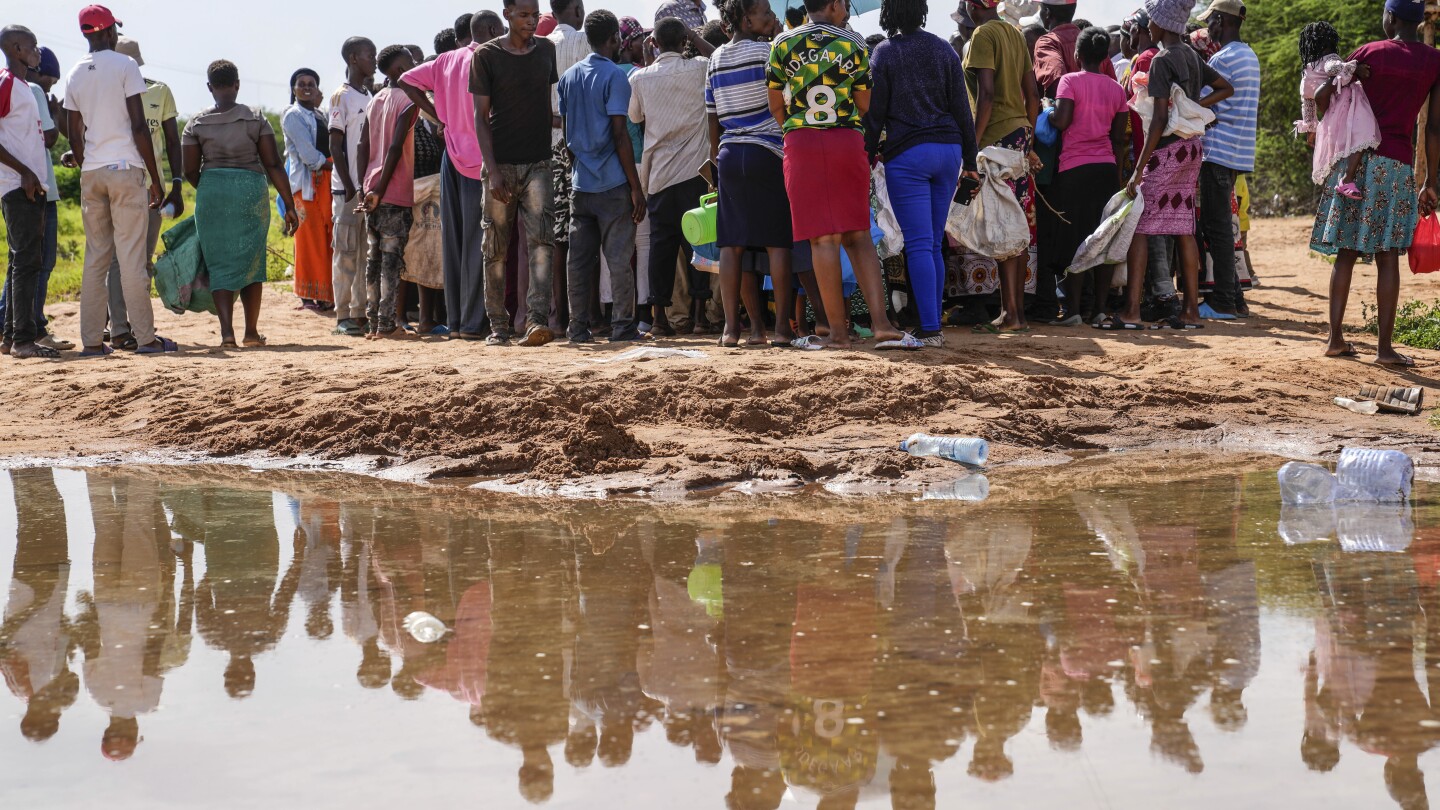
804,86,838,125
813,698,844,738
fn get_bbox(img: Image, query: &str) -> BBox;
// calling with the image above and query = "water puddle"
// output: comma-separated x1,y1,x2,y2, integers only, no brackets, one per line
2,462,1439,808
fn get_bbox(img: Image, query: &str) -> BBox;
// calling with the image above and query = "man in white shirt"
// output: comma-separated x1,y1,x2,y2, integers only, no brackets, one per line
328,36,376,336
61,6,170,356
0,25,55,359
547,0,589,329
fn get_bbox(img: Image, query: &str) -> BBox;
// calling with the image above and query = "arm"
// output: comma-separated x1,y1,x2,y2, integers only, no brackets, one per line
1127,96,1168,198
282,107,329,171
688,29,716,58
1198,75,1233,109
62,110,86,168
611,114,645,223
951,61,979,172
127,94,164,207
854,87,871,117
42,125,57,150
330,126,356,201
1051,98,1074,131
182,143,201,188
0,142,42,201
259,132,300,236
1109,110,1128,182
355,118,371,207
473,93,511,203
161,117,185,215
48,95,69,140
863,55,888,159
768,88,786,127
363,106,420,212
708,112,721,164
973,67,995,147
1423,79,1440,216
1023,72,1040,126
396,79,441,128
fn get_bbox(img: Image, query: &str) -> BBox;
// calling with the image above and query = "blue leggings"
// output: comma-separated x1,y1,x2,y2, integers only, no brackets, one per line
884,142,964,334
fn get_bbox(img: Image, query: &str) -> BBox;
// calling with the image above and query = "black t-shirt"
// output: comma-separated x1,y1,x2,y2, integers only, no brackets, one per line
469,37,559,165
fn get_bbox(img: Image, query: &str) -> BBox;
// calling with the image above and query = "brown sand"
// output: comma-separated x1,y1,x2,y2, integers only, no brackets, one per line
3,217,1439,492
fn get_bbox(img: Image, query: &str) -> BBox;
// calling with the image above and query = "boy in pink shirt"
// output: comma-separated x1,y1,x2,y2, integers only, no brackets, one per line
357,45,420,338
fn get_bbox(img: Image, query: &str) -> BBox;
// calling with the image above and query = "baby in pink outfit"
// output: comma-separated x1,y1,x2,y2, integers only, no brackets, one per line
1295,22,1381,200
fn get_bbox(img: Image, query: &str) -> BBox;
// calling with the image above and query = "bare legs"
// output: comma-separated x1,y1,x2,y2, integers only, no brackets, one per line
1328,248,1409,364
811,231,903,348
719,247,797,346
214,282,264,347
995,254,1028,331
1118,234,1201,326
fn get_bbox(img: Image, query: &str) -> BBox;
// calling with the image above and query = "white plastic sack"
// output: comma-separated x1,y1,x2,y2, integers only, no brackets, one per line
1130,81,1216,140
946,145,1029,262
1067,189,1144,277
871,164,905,260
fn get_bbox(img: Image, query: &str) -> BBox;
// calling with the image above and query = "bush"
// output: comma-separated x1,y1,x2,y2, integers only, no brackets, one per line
1362,299,1440,349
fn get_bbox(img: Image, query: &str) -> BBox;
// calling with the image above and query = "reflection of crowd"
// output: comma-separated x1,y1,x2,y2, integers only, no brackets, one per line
2,469,1440,808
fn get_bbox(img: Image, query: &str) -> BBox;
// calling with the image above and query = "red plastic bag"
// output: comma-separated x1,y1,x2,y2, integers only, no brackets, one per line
1409,214,1440,274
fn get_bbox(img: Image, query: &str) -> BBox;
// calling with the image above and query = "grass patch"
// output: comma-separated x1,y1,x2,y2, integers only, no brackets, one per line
1,184,294,303
1361,300,1440,351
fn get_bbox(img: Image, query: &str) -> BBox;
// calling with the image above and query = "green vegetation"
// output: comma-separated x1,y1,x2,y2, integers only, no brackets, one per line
1361,299,1440,350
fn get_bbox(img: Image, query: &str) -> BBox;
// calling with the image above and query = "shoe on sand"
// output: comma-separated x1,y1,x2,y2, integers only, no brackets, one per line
519,326,554,347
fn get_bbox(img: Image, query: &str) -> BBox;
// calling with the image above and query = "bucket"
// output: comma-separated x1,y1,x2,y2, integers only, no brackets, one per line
681,192,718,246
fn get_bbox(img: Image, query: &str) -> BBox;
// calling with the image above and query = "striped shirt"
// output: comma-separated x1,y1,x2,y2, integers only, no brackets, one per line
548,23,591,148
1201,41,1260,172
629,51,711,195
705,39,784,157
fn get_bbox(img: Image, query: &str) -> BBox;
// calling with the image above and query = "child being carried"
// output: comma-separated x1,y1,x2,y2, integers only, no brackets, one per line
1295,22,1381,200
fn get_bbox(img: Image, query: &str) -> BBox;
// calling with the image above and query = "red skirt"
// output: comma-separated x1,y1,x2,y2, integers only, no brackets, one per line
782,128,870,242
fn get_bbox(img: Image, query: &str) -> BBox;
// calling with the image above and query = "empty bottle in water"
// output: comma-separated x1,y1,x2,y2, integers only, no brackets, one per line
900,434,989,466
919,474,990,502
1335,447,1412,503
1277,462,1336,505
403,611,447,643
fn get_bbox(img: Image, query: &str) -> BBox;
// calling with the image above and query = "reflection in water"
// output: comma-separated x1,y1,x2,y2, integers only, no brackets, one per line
1,466,1439,807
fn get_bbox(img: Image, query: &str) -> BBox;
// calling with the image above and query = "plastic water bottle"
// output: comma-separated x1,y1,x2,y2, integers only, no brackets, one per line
1335,448,1413,503
403,611,447,643
1277,462,1336,505
900,434,989,466
1278,505,1335,545
160,202,177,219
1335,503,1413,553
919,474,990,502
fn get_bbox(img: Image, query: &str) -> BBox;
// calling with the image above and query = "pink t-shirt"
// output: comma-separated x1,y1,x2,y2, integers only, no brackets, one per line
363,87,416,207
1056,71,1129,174
400,43,484,180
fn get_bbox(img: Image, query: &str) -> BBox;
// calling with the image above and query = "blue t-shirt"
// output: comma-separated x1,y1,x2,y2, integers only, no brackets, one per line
557,53,631,193
1200,41,1259,172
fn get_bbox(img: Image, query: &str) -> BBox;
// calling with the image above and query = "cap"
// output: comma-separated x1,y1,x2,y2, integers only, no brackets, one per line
78,5,122,35
114,36,143,67
1197,0,1245,22
618,16,650,49
36,46,61,79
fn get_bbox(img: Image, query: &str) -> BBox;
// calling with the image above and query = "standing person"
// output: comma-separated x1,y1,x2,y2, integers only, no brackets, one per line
1108,0,1232,330
1121,9,1178,318
103,36,182,352
767,0,916,349
1196,0,1259,320
868,0,980,348
472,0,561,346
548,0,591,332
1312,0,1440,367
456,13,476,48
557,10,647,343
329,37,376,337
616,17,655,332
1033,1,1117,97
282,68,335,311
181,60,300,348
401,12,505,340
356,45,420,339
1109,25,1130,77
708,0,800,347
630,18,714,337
1049,27,1130,324
61,6,172,357
962,0,1040,333
656,0,709,29
0,26,54,359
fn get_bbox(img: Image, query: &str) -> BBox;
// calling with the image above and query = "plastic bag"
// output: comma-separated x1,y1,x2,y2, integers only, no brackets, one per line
1066,189,1145,276
1130,82,1216,140
871,164,905,260
1409,214,1440,274
946,145,1029,262
153,217,218,315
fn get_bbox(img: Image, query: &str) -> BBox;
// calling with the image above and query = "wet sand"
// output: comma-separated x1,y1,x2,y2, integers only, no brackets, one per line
2,217,1438,491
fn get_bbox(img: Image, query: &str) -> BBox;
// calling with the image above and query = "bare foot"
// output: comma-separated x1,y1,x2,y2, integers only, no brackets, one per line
1375,350,1416,368
1323,341,1358,358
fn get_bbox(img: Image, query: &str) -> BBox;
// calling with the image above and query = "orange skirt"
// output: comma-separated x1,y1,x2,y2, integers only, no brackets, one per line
293,168,335,303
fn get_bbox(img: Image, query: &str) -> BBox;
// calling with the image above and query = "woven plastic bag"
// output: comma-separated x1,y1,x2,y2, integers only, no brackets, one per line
153,217,218,315
1409,214,1440,274
1066,189,1145,277
946,145,1030,262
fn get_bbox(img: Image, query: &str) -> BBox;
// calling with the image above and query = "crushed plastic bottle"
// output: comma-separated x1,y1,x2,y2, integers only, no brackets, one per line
900,434,989,466
919,474,990,502
1335,448,1413,503
1278,462,1337,506
403,611,447,643
1336,502,1414,553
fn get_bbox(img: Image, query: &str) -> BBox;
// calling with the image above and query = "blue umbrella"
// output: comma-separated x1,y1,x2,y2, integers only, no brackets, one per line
769,0,884,18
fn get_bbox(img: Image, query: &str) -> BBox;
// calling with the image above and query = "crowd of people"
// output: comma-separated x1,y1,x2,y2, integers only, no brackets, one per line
5,469,1440,808
0,0,1436,361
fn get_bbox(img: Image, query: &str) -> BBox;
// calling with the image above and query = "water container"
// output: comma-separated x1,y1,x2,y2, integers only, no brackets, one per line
900,434,989,466
403,611,447,643
1277,462,1336,505
1335,448,1413,503
681,193,718,245
920,474,991,502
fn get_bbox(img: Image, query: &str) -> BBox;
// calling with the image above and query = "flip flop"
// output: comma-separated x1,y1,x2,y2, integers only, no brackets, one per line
79,344,114,358
718,336,740,348
242,334,267,348
1093,316,1149,331
1376,354,1417,368
10,342,61,360
972,323,1003,334
790,335,824,351
427,325,451,336
1160,318,1204,330
135,336,179,354
1324,342,1359,358
875,333,924,351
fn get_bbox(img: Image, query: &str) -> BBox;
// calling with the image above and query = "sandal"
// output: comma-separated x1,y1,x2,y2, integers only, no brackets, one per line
1324,342,1359,358
1375,353,1417,368
790,335,824,351
1336,182,1363,200
242,334,267,348
1093,316,1150,331
79,344,115,358
110,333,138,351
136,336,179,354
1159,318,1204,330
875,333,924,351
10,342,61,359
718,336,740,349
971,323,1003,335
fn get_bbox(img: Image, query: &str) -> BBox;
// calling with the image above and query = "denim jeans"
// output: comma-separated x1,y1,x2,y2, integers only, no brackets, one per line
884,142,964,334
0,199,56,336
482,161,554,336
646,176,711,309
1,190,47,345
567,184,638,341
1199,162,1239,310
440,153,487,335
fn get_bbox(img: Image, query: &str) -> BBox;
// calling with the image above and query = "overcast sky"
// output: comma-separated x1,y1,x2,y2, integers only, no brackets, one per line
24,0,1137,116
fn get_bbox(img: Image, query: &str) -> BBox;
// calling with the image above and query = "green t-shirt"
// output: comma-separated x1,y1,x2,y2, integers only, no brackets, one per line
963,19,1032,147
141,79,178,174
766,22,870,133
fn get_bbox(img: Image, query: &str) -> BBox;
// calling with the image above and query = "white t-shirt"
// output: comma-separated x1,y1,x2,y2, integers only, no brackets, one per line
328,83,371,195
62,49,147,171
30,83,59,202
0,72,50,198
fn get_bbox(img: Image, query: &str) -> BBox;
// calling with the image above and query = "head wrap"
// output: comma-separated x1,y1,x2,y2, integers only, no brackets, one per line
1144,0,1192,35
36,46,61,79
1385,0,1425,23
288,67,320,104
619,16,650,49
1189,28,1220,57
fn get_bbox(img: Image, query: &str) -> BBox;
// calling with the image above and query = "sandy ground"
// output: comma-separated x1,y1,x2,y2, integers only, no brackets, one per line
2,216,1438,493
